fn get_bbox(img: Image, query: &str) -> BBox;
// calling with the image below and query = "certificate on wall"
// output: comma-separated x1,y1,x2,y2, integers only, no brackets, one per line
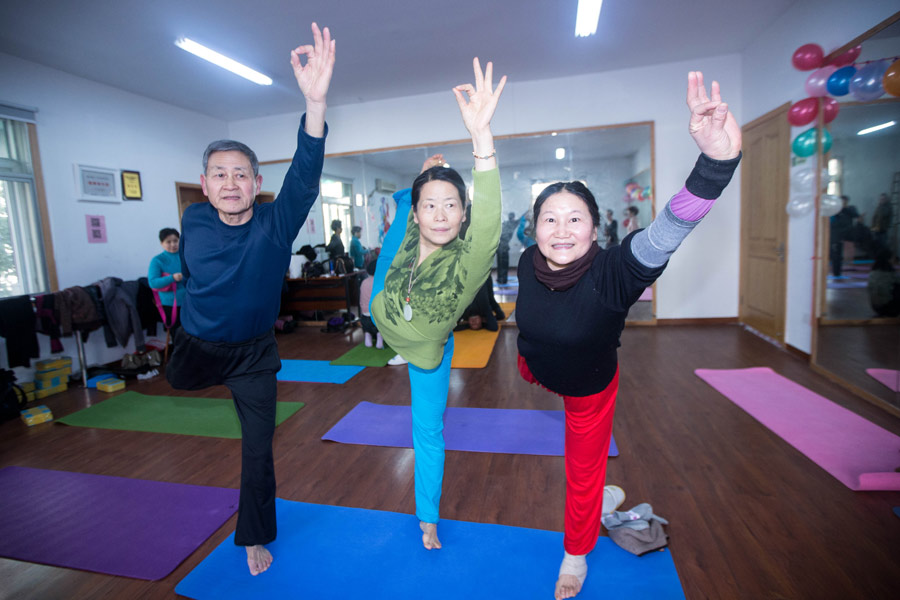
75,164,119,203
121,170,142,200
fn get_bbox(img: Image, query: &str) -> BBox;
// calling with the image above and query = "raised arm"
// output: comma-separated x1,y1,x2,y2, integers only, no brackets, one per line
452,58,507,171
291,22,335,137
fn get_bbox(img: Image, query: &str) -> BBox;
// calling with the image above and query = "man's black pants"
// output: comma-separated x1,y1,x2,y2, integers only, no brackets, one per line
166,328,280,547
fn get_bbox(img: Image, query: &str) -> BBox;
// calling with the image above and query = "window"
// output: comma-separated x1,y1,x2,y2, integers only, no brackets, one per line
320,177,353,250
0,108,51,298
826,157,842,197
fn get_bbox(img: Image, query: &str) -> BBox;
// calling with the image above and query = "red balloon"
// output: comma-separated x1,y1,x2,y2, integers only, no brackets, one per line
792,43,824,70
787,97,819,126
828,45,862,67
823,98,840,123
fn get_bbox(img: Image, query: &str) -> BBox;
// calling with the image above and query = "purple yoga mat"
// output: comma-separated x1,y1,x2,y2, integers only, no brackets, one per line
866,368,900,392
322,401,618,457
0,466,239,580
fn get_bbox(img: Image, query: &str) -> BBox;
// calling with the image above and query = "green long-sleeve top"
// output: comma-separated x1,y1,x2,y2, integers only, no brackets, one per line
371,167,501,369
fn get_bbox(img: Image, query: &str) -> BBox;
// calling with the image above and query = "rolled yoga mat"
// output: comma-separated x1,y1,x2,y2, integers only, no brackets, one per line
58,391,303,438
322,401,618,457
277,359,364,383
450,327,501,369
866,368,900,393
176,499,683,600
329,342,397,367
0,466,238,580
695,367,900,491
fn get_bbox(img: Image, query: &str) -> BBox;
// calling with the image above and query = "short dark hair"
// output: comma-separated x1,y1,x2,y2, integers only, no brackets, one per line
351,225,362,235
159,227,179,242
202,140,259,177
626,206,639,216
508,212,517,220
533,182,600,227
411,166,467,211
331,220,343,232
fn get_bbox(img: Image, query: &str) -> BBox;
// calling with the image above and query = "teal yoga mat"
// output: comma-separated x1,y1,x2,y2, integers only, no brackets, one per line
176,500,684,599
58,391,304,438
277,360,364,383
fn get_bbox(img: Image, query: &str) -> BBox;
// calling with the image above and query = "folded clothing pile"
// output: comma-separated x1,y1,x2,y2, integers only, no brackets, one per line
601,503,669,556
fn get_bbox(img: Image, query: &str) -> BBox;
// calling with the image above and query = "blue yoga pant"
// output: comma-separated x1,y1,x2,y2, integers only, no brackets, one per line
369,187,455,523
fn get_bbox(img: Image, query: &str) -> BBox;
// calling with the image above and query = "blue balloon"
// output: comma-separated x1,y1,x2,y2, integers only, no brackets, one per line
826,66,855,96
849,60,889,101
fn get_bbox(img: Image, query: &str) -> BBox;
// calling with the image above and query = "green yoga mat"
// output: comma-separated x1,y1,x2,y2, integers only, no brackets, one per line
329,343,396,367
58,392,304,438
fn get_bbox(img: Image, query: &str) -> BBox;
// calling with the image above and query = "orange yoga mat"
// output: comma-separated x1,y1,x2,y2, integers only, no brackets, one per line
451,328,501,369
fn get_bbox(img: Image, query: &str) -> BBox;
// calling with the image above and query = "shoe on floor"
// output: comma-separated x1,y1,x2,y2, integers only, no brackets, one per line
602,485,626,514
387,354,408,366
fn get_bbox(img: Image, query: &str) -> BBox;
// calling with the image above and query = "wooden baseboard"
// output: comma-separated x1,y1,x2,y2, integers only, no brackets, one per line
785,343,810,361
655,317,739,326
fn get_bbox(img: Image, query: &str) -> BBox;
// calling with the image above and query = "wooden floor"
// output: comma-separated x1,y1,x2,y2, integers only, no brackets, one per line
2,324,899,599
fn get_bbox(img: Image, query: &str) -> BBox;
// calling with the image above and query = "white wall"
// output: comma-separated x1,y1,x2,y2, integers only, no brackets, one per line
741,0,898,352
231,53,744,320
0,52,228,378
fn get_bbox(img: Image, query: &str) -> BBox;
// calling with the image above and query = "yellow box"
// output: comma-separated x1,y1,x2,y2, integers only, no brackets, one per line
34,383,67,399
35,356,72,374
20,405,53,426
96,378,125,393
35,373,69,390
21,381,35,393
25,391,35,403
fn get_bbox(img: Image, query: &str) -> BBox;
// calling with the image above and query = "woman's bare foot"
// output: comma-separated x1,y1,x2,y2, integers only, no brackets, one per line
420,521,442,550
555,552,587,599
246,544,273,575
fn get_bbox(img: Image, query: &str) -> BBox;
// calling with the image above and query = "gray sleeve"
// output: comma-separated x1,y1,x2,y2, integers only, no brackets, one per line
629,203,700,268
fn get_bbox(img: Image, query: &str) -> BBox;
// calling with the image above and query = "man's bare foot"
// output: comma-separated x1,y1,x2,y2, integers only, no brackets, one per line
420,521,442,550
555,552,587,599
246,544,273,575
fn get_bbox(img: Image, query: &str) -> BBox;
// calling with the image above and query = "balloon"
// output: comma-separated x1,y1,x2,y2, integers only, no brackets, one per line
792,127,833,157
820,194,842,217
849,60,889,101
826,66,856,96
792,43,824,70
790,168,816,195
884,59,900,97
805,66,838,97
827,45,861,67
786,195,814,218
787,98,819,126
822,97,840,124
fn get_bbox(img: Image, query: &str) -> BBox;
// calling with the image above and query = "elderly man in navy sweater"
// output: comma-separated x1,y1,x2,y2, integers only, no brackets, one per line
166,23,335,576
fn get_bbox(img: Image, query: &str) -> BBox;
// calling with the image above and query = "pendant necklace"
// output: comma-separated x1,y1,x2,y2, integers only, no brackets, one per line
404,258,421,321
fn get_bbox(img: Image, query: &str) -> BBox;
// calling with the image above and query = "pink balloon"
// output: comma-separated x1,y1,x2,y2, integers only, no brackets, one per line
805,65,838,97
828,45,862,67
822,97,840,123
787,98,819,127
793,43,824,70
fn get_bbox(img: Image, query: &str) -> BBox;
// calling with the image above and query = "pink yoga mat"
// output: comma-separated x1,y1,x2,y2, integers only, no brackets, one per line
866,369,900,393
695,367,900,491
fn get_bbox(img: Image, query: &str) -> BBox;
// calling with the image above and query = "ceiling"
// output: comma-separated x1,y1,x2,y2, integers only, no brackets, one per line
0,0,798,122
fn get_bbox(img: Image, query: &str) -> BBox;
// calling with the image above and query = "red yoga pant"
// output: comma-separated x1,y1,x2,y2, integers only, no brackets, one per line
518,355,618,555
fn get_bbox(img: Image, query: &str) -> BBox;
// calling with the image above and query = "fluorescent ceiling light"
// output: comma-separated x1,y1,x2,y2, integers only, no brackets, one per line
575,0,603,37
175,38,272,85
857,121,896,135
556,147,566,160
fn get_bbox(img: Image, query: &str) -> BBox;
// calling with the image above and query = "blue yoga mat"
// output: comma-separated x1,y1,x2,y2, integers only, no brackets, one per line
322,401,618,457
277,360,364,384
176,499,684,599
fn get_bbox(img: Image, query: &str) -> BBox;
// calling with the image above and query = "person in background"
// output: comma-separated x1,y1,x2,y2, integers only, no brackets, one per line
496,211,518,284
148,227,185,332
871,192,893,250
358,260,383,348
623,205,640,234
603,209,619,248
517,211,537,248
829,195,860,277
868,248,900,317
349,225,369,269
326,219,345,259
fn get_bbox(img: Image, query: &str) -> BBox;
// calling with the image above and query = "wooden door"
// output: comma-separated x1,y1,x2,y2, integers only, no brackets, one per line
739,104,790,343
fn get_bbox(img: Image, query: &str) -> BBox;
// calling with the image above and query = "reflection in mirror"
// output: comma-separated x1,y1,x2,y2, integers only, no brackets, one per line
814,17,900,412
259,123,656,322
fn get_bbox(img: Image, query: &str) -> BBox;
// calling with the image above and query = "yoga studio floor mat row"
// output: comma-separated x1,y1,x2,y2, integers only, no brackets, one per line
58,391,304,438
451,328,501,369
176,499,684,600
695,367,900,491
329,342,397,367
0,466,238,580
322,401,619,457
277,359,364,383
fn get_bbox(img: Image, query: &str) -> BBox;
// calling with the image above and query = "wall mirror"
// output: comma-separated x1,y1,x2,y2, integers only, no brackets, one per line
813,13,900,414
259,122,657,323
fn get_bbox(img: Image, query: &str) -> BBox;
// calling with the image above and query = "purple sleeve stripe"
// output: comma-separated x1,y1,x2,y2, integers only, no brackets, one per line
669,186,716,222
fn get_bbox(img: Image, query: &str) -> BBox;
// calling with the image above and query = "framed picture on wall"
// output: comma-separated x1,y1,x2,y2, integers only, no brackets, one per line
74,164,120,203
121,170,142,200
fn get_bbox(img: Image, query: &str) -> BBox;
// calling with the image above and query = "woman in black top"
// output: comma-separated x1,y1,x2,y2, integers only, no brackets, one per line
516,71,742,600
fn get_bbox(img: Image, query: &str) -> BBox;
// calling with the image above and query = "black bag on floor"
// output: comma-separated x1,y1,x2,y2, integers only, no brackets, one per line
0,368,26,422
